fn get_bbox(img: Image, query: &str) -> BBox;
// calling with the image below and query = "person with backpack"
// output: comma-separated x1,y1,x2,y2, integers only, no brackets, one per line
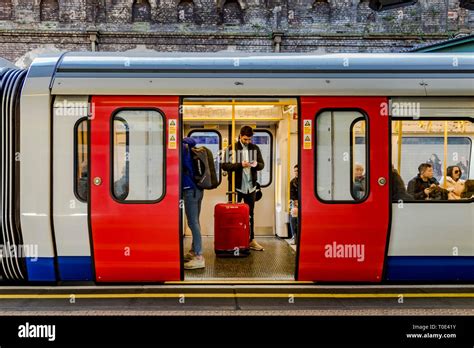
222,126,265,251
182,137,205,270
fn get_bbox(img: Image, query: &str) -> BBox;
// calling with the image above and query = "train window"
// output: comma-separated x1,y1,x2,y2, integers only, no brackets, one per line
392,120,473,202
74,118,88,202
253,130,273,187
188,130,222,184
112,110,164,202
315,111,368,202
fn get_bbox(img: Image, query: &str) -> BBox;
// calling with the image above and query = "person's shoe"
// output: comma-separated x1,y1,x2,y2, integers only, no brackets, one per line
184,257,205,270
184,250,195,262
249,240,264,251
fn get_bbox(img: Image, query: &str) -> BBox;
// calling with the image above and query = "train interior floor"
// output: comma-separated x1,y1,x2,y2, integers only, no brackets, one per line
183,236,296,280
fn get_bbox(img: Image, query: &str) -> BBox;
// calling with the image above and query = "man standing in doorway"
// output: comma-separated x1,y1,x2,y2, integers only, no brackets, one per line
222,126,265,251
289,164,298,245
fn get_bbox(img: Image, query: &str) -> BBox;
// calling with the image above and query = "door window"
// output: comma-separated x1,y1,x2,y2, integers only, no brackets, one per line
188,130,222,184
315,111,368,202
253,130,273,187
112,110,165,202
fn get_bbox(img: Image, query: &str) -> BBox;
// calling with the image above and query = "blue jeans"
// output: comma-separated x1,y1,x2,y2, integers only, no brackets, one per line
183,188,204,256
289,215,298,241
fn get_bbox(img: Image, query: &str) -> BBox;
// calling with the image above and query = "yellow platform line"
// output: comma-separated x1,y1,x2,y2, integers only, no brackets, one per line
0,293,472,299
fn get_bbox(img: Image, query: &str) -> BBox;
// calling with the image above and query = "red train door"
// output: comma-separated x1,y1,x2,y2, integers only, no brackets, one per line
298,97,390,282
90,96,180,282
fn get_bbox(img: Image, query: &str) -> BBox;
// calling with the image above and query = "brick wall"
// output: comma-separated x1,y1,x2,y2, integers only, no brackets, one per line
0,0,472,67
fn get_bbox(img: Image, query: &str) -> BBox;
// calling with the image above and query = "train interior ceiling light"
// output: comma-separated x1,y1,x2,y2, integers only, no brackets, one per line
369,0,418,11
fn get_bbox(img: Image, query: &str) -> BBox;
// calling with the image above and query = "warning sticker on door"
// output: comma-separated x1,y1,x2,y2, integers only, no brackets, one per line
168,119,177,149
303,120,312,149
304,134,312,150
169,134,177,149
304,120,312,134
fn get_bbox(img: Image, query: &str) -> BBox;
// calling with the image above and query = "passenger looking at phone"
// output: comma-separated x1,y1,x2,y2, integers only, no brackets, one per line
222,126,265,251
407,163,440,200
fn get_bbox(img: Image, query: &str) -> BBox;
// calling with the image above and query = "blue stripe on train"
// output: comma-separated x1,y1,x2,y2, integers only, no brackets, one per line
57,256,93,281
386,256,474,281
26,256,93,281
26,257,56,281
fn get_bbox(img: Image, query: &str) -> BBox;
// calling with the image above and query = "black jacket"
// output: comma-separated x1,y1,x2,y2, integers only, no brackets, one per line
407,175,439,200
290,177,298,201
392,169,413,201
222,141,264,191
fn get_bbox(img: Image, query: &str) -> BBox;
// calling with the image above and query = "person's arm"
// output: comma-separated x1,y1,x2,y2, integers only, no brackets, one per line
407,179,426,200
182,145,194,175
290,180,298,201
254,145,264,171
221,147,243,172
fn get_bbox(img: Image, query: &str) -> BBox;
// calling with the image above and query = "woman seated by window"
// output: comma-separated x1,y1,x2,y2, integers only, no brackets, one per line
440,166,465,200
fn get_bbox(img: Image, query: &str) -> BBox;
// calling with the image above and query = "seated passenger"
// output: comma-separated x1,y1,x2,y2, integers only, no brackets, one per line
460,180,474,199
391,165,413,201
440,166,465,200
77,161,88,200
352,163,366,200
407,163,440,200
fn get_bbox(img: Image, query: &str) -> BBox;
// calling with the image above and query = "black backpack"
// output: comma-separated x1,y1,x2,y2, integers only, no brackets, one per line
191,146,218,190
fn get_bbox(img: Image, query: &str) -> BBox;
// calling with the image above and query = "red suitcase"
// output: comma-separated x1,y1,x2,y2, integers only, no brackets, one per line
214,202,250,257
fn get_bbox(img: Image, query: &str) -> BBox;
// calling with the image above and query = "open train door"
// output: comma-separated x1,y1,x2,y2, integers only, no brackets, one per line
90,96,181,282
298,97,390,282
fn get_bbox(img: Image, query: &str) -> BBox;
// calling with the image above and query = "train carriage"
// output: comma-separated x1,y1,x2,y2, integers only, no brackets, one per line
0,52,473,284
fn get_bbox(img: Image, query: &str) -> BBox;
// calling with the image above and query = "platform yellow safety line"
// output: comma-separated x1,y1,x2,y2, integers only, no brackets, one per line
0,293,472,299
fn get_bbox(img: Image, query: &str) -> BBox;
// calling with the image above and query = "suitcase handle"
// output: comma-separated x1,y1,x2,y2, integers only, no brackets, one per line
226,191,238,203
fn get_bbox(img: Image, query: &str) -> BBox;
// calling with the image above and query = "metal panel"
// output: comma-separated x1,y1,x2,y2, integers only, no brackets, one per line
388,203,474,256
90,96,181,282
391,97,474,118
48,52,474,97
52,96,92,280
55,52,474,74
20,55,61,281
52,77,437,96
299,97,390,282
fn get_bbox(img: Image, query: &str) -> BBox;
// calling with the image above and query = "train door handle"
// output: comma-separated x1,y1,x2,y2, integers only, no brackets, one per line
93,177,102,186
378,177,387,186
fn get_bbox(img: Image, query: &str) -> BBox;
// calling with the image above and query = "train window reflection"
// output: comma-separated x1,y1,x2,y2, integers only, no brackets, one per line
112,110,164,202
188,130,222,184
316,111,368,202
75,118,88,202
253,130,273,187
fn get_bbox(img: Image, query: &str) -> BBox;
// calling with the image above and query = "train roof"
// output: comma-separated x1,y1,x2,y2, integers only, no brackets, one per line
25,52,474,96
